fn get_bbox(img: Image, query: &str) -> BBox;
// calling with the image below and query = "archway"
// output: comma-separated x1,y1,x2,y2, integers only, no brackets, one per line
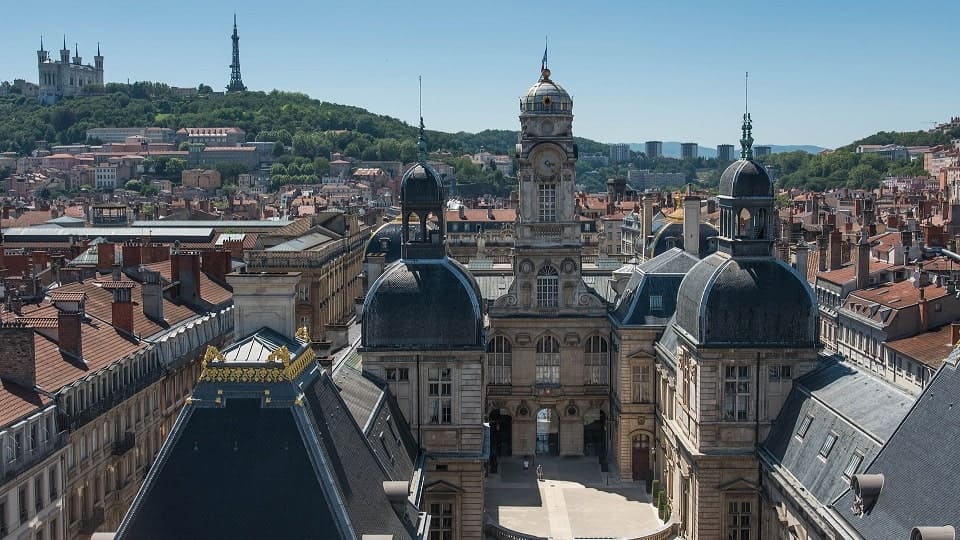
631,433,652,481
489,409,513,458
536,408,559,455
583,409,606,457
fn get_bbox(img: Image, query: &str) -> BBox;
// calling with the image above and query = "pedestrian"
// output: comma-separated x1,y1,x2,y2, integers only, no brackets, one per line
536,464,544,482
523,456,530,470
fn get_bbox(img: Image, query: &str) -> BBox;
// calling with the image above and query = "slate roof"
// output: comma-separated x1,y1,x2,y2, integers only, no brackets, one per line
266,231,334,252
831,354,960,537
762,361,913,504
675,252,817,347
646,221,719,259
719,158,772,198
612,248,699,326
118,328,420,539
363,257,483,351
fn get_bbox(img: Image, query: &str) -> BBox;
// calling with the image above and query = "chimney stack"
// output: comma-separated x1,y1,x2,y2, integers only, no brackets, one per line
102,281,135,334
458,205,466,220
97,242,115,272
829,229,843,271
951,321,960,346
171,252,202,305
202,250,232,284
142,269,164,321
856,229,871,290
0,322,37,388
795,242,810,282
51,291,85,359
122,242,143,268
818,235,828,272
641,193,655,260
683,196,701,256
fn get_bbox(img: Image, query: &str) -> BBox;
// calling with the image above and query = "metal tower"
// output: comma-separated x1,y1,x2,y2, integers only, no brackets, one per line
227,14,246,92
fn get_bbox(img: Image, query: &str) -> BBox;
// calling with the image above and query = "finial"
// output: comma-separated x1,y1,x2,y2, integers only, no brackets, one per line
63,35,66,50
417,75,427,163
75,43,78,56
740,71,754,160
234,13,237,28
40,36,44,51
97,42,101,56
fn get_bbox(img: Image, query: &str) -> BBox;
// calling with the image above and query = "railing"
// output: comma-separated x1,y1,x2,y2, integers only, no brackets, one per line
484,517,548,540
78,507,105,535
2,431,69,482
112,432,136,456
623,516,681,540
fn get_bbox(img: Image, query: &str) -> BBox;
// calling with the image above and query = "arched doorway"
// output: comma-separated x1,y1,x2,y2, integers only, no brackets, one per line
536,408,559,455
632,433,652,481
489,409,513,457
583,409,606,457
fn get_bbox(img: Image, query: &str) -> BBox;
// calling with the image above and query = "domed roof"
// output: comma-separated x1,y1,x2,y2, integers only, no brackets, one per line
362,258,483,350
400,162,443,206
719,159,772,198
647,221,719,259
674,253,816,347
521,69,573,114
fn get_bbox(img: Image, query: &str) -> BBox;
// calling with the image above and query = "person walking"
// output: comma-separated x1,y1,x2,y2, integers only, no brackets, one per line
536,464,544,482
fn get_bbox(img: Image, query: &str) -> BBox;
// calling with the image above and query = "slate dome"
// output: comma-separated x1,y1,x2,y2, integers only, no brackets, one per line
674,252,816,347
362,258,483,350
400,162,443,206
521,69,573,114
719,159,772,198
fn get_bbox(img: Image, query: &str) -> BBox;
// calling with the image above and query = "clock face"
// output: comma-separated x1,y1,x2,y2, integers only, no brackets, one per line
534,147,562,177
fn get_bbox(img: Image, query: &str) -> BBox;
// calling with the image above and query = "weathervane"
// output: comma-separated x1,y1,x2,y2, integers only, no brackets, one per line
740,71,754,160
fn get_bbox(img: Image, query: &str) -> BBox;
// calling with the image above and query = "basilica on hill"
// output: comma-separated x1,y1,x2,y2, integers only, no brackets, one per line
105,64,960,540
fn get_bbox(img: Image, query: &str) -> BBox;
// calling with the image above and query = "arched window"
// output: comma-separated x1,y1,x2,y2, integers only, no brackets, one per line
487,336,512,385
536,336,561,384
737,208,752,238
537,266,559,308
584,336,609,385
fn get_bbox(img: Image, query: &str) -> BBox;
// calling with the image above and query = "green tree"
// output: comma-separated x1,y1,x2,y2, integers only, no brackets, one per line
124,179,143,192
314,157,330,175
166,158,187,178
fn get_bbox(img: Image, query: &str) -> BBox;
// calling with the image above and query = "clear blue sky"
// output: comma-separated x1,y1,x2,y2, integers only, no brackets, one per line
3,0,957,149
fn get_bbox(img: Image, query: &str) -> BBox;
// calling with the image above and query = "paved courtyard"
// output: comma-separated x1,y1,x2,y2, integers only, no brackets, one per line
485,456,662,539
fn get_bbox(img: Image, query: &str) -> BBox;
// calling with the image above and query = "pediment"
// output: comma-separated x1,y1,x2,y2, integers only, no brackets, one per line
717,477,760,493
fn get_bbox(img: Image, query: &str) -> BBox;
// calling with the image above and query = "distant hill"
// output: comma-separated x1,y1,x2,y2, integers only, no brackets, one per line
628,142,827,158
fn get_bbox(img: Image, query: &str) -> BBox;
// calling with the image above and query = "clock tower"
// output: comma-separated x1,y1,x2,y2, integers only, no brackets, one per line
492,66,604,316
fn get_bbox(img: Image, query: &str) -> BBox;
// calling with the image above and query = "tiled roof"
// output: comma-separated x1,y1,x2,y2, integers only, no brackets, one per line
817,260,894,286
444,208,516,222
138,260,233,307
849,280,947,309
0,380,51,427
33,319,145,392
885,323,956,368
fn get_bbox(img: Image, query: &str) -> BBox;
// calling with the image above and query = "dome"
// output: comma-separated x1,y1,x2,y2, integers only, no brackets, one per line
365,221,426,265
719,159,772,198
674,252,816,347
521,69,573,114
647,221,719,259
362,258,483,350
400,162,443,206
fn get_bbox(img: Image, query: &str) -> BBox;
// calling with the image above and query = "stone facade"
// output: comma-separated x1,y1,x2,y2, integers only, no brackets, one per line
37,41,103,105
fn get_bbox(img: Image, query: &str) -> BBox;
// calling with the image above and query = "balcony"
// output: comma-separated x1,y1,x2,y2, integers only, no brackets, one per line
60,368,163,430
78,507,105,535
2,431,69,482
112,432,136,456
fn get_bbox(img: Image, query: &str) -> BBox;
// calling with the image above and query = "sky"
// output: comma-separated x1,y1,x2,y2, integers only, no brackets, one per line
2,0,958,149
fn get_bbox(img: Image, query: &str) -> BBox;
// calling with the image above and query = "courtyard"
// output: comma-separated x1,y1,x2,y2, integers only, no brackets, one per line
484,456,663,540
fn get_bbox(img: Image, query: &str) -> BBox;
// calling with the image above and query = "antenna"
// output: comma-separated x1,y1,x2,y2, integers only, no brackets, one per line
419,74,422,123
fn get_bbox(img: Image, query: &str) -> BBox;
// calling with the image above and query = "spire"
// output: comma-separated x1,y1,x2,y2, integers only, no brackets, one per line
75,43,78,56
63,35,66,50
740,71,754,160
40,36,44,52
417,75,427,163
97,42,101,56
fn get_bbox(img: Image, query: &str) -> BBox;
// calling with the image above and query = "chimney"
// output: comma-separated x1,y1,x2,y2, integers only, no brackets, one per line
0,322,36,388
103,281,135,334
818,235,828,272
31,251,49,274
142,269,164,321
952,321,960,346
856,229,871,290
829,229,843,271
795,242,810,282
683,196,701,256
171,252,202,305
919,286,929,331
202,250,232,284
642,193,655,259
487,207,495,220
226,271,302,339
97,242,115,272
706,198,716,214
122,241,143,268
458,205,466,220
811,196,820,225
51,291,85,359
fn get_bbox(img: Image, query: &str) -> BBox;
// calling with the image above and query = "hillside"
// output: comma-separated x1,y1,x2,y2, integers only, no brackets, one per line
0,82,606,157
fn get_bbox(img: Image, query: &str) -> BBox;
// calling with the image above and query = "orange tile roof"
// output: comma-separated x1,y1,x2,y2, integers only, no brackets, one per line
138,260,233,307
817,260,895,286
850,280,947,308
57,279,200,337
0,380,51,427
885,323,957,368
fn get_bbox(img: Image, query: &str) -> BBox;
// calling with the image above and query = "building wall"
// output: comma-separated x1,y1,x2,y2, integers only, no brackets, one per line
610,326,658,481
